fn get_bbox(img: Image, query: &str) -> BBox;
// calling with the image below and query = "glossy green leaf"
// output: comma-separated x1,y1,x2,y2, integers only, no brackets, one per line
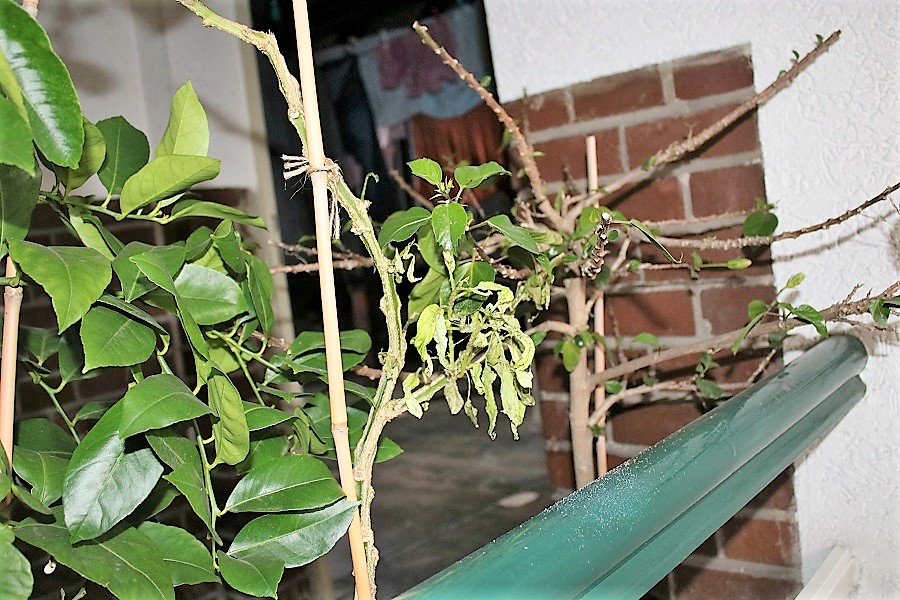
561,339,581,372
453,161,509,189
236,435,289,475
413,304,442,361
247,254,275,335
228,499,357,568
166,198,265,228
223,454,343,514
217,550,282,598
97,293,170,342
0,0,83,167
407,157,443,186
67,206,115,258
431,202,468,252
378,206,431,249
244,402,295,432
96,115,150,196
726,257,752,270
146,428,198,471
15,418,75,457
132,249,208,358
453,261,495,289
743,210,778,237
61,118,106,191
696,377,724,400
165,459,215,532
0,165,39,251
13,446,67,506
8,241,111,332
791,304,828,336
605,380,623,394
869,298,891,327
58,331,87,382
80,305,156,371
119,374,212,439
288,329,372,356
174,263,245,325
20,326,59,365
408,268,446,319
72,401,109,424
137,522,218,586
208,370,250,465
14,512,175,600
747,299,769,319
631,332,660,347
785,272,805,289
211,219,244,274
114,243,184,302
0,523,32,600
119,155,220,215
417,225,445,273
0,95,34,174
629,219,679,263
156,81,209,158
485,214,539,253
63,402,163,542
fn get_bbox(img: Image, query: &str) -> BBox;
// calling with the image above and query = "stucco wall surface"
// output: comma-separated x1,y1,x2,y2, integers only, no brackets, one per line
483,1,899,597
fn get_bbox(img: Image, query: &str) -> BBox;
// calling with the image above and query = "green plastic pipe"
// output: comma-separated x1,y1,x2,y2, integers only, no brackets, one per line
397,336,867,600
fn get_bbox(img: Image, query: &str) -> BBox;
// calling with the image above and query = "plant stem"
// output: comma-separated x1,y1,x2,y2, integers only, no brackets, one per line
194,419,220,569
37,380,79,443
564,277,595,488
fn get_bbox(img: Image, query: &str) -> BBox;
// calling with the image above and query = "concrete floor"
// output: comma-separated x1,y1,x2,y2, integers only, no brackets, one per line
326,403,555,599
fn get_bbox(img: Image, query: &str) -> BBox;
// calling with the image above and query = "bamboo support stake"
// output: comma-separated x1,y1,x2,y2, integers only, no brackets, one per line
1,260,22,470
586,136,608,477
290,2,372,598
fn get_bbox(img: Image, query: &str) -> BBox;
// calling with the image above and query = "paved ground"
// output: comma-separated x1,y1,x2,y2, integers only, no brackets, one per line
326,403,555,599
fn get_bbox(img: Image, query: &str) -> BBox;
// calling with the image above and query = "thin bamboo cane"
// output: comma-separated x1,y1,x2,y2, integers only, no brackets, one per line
1,260,22,470
290,2,372,598
586,136,608,477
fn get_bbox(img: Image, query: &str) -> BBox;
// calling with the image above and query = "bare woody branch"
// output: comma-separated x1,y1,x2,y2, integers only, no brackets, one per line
567,30,842,228
412,21,566,230
652,181,899,250
588,280,899,390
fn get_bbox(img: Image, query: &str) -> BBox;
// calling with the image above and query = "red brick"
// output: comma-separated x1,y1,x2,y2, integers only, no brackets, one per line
700,285,776,335
690,164,766,217
572,68,664,120
610,403,703,446
606,290,695,336
539,399,571,441
534,130,620,183
711,349,782,385
672,565,799,600
534,351,569,393
626,104,760,169
746,467,794,511
19,302,57,329
75,367,131,401
674,53,754,100
505,90,570,132
720,518,798,566
606,177,684,222
544,448,575,490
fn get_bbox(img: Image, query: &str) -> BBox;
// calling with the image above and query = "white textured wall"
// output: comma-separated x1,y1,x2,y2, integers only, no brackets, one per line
484,1,899,597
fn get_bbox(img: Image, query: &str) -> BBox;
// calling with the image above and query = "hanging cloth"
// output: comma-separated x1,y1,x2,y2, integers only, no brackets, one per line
354,3,490,128
409,103,507,201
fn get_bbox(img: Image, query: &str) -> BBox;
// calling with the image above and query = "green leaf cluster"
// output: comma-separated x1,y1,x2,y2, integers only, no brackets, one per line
0,17,390,597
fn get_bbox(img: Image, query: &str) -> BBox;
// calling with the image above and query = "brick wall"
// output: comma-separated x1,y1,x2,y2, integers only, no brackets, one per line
508,47,801,598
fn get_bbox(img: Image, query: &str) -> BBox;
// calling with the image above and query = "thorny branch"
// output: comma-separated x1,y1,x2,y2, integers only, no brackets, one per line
389,168,434,209
588,281,900,392
566,30,842,228
412,21,566,229
652,181,900,250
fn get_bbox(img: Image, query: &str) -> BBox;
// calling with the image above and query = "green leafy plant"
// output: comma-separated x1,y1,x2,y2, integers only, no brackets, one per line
0,3,402,597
